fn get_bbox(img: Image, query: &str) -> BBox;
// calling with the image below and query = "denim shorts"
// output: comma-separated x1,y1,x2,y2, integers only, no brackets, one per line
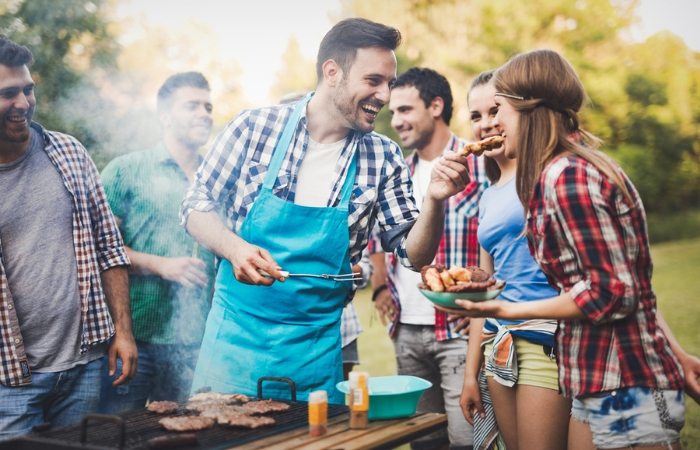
571,386,685,448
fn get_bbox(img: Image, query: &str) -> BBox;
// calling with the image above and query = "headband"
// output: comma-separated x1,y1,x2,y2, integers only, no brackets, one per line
494,92,525,100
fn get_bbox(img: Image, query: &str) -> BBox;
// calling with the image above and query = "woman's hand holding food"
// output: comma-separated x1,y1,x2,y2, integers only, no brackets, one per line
433,300,510,318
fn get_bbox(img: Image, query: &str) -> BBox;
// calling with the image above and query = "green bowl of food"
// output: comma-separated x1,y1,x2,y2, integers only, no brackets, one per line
417,280,506,308
336,375,432,420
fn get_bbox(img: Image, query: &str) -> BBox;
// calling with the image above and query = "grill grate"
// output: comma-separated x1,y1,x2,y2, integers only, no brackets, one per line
35,399,349,450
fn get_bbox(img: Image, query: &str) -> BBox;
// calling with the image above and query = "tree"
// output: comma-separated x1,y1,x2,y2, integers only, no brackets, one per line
270,36,317,103
0,0,120,161
347,0,700,213
0,2,246,169
112,19,246,164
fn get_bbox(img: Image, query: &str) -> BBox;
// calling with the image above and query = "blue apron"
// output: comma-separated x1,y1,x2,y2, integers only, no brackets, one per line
191,96,355,405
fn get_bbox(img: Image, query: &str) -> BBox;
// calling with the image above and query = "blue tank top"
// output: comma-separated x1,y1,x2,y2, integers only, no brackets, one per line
477,177,558,326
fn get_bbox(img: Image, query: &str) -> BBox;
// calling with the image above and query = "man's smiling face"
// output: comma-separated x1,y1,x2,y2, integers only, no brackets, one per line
332,46,397,134
0,64,35,146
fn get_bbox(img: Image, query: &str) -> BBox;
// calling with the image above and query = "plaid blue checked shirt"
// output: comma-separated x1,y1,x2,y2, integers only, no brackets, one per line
180,98,421,302
368,134,489,342
0,122,130,387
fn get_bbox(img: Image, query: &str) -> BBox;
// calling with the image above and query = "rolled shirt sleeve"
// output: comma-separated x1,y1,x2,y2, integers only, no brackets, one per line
534,159,637,324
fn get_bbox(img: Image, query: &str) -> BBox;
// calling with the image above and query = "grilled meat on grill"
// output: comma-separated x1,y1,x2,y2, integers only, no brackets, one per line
184,398,232,412
189,392,250,403
147,401,179,414
239,399,291,414
158,416,215,431
201,406,276,428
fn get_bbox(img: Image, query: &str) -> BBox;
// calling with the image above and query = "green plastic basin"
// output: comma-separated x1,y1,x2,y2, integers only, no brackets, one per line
336,375,432,420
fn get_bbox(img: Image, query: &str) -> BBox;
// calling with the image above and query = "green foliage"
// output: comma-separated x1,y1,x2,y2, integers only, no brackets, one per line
625,73,668,107
270,36,317,103
347,0,700,214
0,0,118,103
0,0,122,163
646,209,700,244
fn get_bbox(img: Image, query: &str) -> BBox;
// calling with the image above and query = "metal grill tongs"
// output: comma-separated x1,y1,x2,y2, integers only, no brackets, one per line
258,269,362,282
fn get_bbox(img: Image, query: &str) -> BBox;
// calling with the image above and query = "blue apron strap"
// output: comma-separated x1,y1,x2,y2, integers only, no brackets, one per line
338,150,357,208
263,94,313,190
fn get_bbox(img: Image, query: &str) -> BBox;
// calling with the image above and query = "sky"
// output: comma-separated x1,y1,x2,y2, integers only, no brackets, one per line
115,0,700,106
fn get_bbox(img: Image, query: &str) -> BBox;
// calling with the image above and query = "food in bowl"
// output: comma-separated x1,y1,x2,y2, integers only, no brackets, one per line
419,264,504,293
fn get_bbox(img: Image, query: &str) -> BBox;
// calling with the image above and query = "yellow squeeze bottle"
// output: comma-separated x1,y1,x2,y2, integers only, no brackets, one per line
308,390,328,437
349,371,369,429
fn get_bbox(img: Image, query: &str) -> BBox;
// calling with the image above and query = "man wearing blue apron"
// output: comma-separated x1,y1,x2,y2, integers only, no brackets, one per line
179,18,474,404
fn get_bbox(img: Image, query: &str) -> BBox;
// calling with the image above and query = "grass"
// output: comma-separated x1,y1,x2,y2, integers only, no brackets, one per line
652,238,700,448
352,237,700,448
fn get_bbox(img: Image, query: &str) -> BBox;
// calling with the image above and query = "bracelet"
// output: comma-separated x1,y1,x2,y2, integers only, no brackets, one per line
372,284,388,301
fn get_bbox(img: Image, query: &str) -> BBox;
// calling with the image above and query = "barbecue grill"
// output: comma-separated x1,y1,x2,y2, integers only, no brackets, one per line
1,377,349,450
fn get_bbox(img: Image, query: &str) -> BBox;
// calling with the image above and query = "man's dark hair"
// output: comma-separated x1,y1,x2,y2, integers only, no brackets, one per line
316,18,401,82
157,71,210,112
393,67,453,125
0,36,34,67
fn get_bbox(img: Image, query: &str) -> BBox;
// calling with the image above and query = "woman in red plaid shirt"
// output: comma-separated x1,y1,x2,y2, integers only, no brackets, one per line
451,49,690,449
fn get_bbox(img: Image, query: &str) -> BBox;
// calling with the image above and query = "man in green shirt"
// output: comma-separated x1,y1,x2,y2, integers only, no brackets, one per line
97,72,216,412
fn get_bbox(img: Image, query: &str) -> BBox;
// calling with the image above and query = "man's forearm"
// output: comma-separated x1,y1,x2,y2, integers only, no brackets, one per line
100,266,133,335
124,247,166,276
186,209,239,262
404,198,446,269
369,252,388,289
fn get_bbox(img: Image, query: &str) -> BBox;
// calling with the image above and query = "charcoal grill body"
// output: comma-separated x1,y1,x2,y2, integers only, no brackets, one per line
1,400,348,450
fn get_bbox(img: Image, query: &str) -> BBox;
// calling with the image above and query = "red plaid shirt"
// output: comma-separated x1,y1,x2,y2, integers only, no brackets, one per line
0,123,129,387
369,134,488,341
527,154,683,397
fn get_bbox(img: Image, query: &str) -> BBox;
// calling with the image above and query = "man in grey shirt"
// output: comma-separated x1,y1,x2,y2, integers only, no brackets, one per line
0,37,137,438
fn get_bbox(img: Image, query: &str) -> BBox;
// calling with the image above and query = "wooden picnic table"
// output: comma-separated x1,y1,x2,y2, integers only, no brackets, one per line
231,412,447,450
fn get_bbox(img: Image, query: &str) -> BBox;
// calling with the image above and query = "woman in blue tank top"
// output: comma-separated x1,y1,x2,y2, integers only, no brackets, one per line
457,72,571,450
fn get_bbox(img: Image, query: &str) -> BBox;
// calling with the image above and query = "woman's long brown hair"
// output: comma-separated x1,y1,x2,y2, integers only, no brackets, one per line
492,49,632,209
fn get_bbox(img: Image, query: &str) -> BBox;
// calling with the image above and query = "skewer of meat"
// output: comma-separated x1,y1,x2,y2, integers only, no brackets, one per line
459,135,505,157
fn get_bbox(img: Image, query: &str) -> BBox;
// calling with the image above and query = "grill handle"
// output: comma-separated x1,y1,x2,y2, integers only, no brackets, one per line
257,376,296,402
80,414,125,450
